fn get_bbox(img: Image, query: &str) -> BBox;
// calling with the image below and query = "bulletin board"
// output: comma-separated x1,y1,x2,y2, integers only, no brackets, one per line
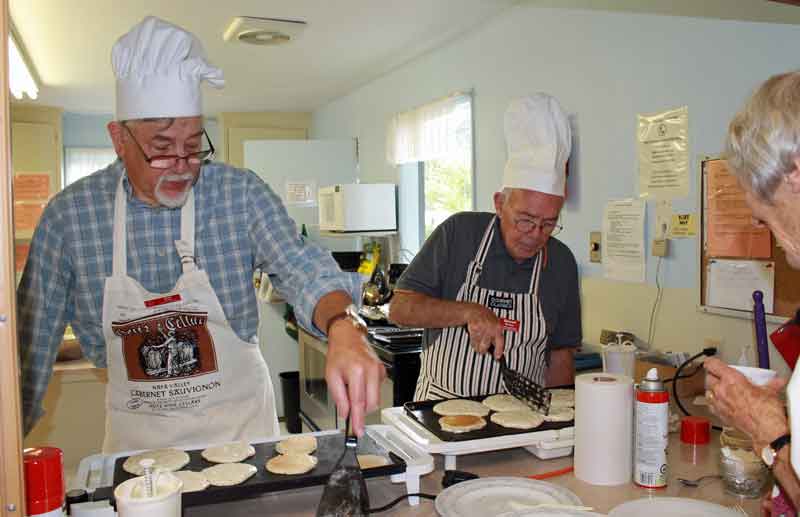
699,157,800,320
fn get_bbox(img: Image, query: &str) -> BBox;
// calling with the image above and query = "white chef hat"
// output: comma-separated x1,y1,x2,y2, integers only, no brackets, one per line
502,93,571,197
112,16,224,121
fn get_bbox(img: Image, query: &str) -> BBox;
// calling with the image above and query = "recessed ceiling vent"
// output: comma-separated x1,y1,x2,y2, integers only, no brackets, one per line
223,16,307,46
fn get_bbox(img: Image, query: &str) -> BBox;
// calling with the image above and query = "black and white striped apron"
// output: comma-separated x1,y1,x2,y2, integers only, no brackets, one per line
414,216,548,400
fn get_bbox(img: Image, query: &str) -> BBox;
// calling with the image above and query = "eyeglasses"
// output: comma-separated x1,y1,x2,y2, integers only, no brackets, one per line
513,216,563,236
123,124,215,169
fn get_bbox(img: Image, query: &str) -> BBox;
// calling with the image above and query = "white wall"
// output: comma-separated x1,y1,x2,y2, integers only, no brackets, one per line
311,5,800,376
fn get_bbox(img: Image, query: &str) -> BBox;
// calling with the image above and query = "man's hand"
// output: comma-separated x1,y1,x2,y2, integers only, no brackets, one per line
704,357,788,449
465,303,505,359
325,318,386,437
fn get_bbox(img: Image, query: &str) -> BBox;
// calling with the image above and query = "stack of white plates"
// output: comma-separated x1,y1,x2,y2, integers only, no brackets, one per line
435,477,596,517
608,497,743,517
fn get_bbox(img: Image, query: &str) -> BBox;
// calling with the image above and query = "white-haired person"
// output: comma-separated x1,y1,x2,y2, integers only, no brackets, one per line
705,71,800,511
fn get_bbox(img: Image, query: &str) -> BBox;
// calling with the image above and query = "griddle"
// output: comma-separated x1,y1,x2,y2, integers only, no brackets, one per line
111,433,405,508
404,390,574,443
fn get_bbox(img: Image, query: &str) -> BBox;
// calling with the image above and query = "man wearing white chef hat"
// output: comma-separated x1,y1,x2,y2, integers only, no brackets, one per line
391,93,581,399
18,16,384,452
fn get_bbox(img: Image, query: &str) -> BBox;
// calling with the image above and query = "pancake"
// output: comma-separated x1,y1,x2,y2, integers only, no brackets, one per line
357,454,391,469
174,470,210,493
542,406,575,422
265,453,318,475
201,442,256,464
439,414,487,433
490,410,545,430
275,435,318,455
123,448,190,476
549,389,575,407
482,394,530,412
433,399,491,417
202,463,257,487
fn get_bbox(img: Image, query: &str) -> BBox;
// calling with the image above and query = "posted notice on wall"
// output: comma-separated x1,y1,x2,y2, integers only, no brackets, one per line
13,173,51,201
603,199,646,283
638,106,689,200
285,180,317,206
706,259,774,313
705,159,771,258
669,213,697,238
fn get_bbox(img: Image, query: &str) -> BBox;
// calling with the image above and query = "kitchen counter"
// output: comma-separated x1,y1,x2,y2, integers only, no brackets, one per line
185,429,761,516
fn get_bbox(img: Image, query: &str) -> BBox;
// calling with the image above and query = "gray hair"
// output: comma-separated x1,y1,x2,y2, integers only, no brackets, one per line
725,71,800,202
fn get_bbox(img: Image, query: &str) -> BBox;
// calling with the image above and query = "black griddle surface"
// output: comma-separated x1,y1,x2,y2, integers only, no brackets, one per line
405,390,574,442
111,432,404,508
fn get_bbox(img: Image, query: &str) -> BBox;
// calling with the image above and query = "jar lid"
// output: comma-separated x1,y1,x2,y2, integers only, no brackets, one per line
23,447,64,514
680,416,711,445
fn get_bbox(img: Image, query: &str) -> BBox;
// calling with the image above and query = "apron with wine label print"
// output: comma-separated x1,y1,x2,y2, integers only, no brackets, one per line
102,177,279,453
414,216,549,400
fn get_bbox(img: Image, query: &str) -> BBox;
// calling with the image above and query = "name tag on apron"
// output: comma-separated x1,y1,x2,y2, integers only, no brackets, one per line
144,294,182,308
500,318,521,332
488,296,515,311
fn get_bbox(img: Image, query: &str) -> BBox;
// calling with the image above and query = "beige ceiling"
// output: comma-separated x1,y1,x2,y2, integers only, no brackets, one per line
10,0,800,115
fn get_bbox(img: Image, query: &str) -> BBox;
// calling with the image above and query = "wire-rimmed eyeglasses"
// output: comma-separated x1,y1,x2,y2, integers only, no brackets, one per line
513,217,563,236
123,123,215,169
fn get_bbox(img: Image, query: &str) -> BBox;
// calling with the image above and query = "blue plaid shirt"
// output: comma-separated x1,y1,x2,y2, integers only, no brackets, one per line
17,159,362,433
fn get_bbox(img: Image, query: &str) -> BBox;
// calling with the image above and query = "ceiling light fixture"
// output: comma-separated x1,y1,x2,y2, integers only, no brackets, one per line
223,16,307,46
8,26,38,100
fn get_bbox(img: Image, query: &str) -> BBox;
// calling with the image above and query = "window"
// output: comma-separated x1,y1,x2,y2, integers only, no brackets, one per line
64,147,117,186
388,93,474,246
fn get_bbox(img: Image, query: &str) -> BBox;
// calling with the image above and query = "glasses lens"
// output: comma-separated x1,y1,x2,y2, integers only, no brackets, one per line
551,225,563,236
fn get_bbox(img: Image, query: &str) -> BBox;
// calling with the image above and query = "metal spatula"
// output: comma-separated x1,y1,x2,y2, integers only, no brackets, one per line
316,417,370,517
497,352,552,415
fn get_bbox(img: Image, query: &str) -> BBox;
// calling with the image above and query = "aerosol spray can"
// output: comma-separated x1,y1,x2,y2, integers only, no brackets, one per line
634,367,669,488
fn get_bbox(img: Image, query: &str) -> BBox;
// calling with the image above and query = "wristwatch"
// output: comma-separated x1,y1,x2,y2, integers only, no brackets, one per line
761,434,791,467
325,304,368,336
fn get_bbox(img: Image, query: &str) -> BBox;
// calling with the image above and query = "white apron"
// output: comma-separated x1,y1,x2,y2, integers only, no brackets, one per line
415,216,549,400
102,177,279,453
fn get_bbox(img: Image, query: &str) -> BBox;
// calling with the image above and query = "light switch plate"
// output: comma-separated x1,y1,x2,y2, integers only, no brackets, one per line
589,231,601,263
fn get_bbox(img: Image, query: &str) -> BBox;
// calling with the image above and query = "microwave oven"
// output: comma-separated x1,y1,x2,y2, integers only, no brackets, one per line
318,183,397,233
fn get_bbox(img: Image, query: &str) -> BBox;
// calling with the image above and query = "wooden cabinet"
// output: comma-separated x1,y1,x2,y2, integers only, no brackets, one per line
218,111,310,167
10,105,62,283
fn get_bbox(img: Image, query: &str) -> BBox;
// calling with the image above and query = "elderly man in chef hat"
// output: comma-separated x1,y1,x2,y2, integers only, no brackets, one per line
391,93,581,400
18,16,384,452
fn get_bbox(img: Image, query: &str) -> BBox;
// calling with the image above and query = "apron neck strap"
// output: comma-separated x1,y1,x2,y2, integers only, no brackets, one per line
112,175,196,276
467,215,543,294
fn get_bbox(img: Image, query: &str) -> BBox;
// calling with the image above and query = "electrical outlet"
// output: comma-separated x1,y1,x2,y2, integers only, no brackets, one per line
589,232,601,263
652,238,668,257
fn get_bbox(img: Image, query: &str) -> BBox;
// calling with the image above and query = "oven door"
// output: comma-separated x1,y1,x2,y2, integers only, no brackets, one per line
299,330,396,430
298,330,337,430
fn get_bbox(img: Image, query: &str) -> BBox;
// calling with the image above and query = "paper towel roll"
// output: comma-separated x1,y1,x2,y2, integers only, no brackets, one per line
574,372,633,485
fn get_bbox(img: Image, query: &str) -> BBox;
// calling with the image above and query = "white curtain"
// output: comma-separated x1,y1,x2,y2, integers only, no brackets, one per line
64,147,118,186
386,92,472,165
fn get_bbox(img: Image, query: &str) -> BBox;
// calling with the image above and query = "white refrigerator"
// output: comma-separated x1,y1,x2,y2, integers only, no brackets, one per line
244,139,359,418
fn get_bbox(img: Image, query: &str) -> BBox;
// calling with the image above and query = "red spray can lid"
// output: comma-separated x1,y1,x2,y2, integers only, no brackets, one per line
23,447,64,515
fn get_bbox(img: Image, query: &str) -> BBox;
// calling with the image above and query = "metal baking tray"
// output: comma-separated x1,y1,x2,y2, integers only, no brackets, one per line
403,391,573,443
111,432,405,508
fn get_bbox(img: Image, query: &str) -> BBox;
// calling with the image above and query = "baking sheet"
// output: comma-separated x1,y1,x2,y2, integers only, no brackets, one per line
111,432,405,508
404,391,573,443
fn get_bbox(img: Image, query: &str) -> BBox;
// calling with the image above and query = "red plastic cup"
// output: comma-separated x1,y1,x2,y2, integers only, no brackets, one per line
680,416,711,445
23,447,64,515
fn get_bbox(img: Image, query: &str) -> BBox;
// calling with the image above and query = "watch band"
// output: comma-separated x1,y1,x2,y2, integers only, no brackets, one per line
771,434,792,455
325,304,368,336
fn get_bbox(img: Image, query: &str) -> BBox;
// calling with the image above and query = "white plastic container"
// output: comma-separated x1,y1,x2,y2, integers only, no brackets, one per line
113,470,182,517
